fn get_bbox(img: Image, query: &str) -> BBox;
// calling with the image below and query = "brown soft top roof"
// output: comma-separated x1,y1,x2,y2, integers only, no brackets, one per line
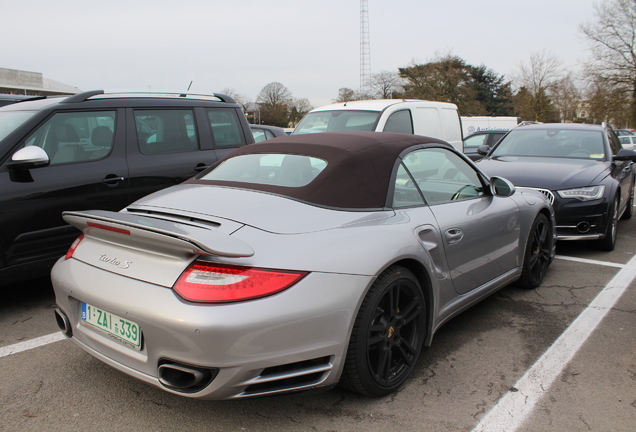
186,131,450,209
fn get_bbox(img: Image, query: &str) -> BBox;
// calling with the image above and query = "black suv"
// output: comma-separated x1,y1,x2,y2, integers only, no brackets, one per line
0,90,254,285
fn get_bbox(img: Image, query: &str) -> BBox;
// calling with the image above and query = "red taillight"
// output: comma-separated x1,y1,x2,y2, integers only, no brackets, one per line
65,234,84,260
86,221,130,235
173,262,307,303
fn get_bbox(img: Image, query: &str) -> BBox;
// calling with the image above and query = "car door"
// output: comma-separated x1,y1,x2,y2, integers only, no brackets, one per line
0,109,129,269
400,147,521,294
607,128,634,213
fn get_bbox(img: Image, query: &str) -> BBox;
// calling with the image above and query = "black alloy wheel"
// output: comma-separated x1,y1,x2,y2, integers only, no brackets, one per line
518,213,552,289
340,266,426,396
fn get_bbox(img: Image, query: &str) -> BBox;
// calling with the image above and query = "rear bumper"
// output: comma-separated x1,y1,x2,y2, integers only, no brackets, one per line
51,257,373,399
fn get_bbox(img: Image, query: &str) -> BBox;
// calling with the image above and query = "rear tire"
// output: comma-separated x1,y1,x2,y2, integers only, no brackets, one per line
518,213,552,289
340,266,426,396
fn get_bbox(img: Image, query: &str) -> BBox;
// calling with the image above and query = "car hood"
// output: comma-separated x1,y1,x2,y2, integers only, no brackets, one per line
127,183,394,235
477,156,610,190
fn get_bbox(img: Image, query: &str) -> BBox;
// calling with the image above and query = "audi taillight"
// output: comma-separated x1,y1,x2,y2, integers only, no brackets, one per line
173,261,307,303
65,234,84,260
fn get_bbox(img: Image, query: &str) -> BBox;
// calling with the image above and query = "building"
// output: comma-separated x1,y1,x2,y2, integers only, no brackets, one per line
0,67,79,96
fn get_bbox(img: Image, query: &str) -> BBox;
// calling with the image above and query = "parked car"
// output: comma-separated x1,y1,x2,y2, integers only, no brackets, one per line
463,130,508,161
619,135,636,148
0,94,41,107
477,123,636,251
614,129,634,136
292,99,463,152
0,89,254,286
52,131,555,400
249,124,287,142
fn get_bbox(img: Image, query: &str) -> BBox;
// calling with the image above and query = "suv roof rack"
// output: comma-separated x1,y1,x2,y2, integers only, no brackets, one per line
62,90,236,104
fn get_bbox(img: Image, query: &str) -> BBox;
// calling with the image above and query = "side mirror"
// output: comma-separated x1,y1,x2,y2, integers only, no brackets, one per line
614,148,636,162
7,146,50,171
490,176,515,197
477,144,490,156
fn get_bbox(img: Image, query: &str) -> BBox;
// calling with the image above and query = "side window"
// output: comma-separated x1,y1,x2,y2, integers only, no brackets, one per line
135,110,198,154
463,134,488,148
383,110,413,134
207,108,245,148
402,148,485,205
392,163,425,207
607,130,623,155
24,111,116,165
252,128,275,143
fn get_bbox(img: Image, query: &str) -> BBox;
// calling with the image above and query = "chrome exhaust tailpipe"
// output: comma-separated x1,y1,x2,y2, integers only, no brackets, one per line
54,308,73,337
158,362,217,392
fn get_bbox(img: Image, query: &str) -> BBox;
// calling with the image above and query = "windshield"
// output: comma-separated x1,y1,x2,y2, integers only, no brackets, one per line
294,110,380,134
491,128,607,160
0,111,36,142
200,154,327,187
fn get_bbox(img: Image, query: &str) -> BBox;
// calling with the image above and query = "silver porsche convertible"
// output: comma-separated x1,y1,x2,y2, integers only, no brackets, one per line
52,131,555,400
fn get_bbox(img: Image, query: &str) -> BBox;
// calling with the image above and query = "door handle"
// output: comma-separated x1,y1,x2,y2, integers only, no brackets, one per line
102,175,125,185
445,228,463,245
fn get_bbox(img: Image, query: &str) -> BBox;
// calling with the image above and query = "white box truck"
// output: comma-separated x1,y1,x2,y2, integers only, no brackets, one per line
293,99,463,152
461,116,521,137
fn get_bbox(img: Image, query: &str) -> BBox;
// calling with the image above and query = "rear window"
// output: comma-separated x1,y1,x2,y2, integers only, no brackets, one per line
200,154,327,187
0,111,36,141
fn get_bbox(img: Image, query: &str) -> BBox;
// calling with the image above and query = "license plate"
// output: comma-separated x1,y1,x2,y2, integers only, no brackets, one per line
81,302,142,349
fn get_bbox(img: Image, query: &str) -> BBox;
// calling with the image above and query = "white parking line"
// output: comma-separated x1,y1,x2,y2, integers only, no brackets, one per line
555,254,625,268
471,253,636,432
0,332,66,358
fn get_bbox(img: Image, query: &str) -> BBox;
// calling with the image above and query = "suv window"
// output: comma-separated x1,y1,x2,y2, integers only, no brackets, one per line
383,110,413,134
135,109,198,154
207,108,244,147
25,111,116,165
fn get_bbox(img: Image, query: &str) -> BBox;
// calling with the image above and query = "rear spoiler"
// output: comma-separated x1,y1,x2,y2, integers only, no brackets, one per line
62,210,254,258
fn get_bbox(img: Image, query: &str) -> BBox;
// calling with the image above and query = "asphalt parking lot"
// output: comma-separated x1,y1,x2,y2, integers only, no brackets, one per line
1,216,635,432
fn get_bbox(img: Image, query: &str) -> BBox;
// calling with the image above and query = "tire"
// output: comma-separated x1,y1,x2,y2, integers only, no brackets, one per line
621,184,634,220
518,213,552,289
596,196,619,251
340,266,427,396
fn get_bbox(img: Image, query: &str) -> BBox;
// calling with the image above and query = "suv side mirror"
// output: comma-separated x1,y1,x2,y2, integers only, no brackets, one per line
490,176,515,197
7,146,50,170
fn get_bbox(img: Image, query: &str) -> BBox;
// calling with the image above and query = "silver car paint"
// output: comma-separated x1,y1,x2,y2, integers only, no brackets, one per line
52,183,554,399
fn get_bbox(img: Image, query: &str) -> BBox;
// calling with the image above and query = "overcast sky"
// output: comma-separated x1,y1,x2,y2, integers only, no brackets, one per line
2,0,599,107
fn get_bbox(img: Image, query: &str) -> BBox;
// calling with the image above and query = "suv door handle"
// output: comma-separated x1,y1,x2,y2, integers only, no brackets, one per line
194,163,210,172
102,175,125,185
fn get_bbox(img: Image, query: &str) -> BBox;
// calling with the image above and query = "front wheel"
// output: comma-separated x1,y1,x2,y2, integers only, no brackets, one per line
518,213,552,289
595,196,619,251
340,266,427,396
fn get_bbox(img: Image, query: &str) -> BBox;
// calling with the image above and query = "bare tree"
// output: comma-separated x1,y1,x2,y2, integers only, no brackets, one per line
334,88,358,103
514,50,563,121
551,73,582,122
256,82,293,127
288,98,313,126
370,71,404,99
221,87,250,113
580,0,636,126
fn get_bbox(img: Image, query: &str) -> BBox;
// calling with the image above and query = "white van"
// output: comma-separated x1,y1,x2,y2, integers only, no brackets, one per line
293,99,463,151
461,116,521,137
